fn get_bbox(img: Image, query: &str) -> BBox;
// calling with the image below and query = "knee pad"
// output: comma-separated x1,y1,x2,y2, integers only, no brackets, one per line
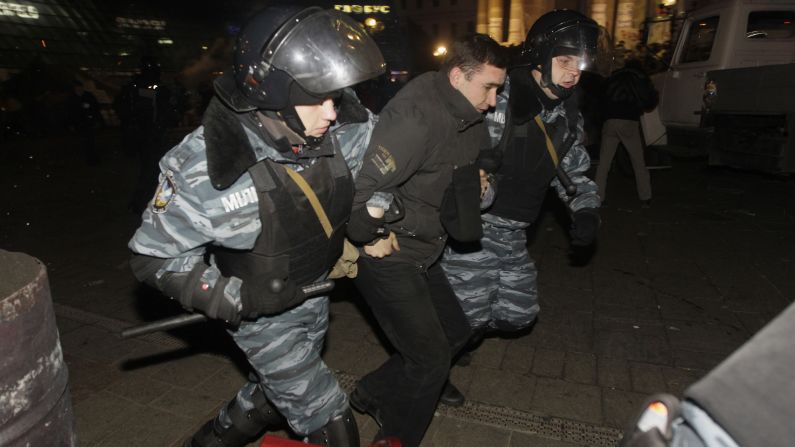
202,386,284,447
306,407,360,447
232,385,285,434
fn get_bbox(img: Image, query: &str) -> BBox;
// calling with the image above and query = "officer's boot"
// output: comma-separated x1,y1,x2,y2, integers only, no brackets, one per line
455,326,488,367
439,380,465,407
306,407,359,447
185,386,284,447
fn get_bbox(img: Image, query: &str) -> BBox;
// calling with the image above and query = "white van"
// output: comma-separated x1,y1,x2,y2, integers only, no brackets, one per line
645,0,795,147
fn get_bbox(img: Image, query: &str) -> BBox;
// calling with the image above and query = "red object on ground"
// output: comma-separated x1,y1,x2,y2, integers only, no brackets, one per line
260,435,319,447
371,437,402,446
259,435,402,447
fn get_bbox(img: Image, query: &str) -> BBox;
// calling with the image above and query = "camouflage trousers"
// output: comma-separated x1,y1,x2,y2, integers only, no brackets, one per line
219,296,347,435
440,213,540,331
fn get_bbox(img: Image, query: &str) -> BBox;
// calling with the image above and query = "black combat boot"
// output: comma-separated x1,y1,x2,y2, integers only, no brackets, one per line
454,326,488,367
438,381,465,407
306,407,360,447
185,386,285,447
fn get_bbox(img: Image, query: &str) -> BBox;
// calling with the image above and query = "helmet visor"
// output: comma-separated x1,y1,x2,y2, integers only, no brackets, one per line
549,23,612,77
267,10,386,94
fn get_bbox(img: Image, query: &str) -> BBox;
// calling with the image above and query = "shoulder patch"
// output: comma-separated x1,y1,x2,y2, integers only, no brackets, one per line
371,144,396,176
152,171,177,213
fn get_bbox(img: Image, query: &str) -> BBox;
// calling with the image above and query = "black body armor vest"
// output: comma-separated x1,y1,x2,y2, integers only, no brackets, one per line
489,96,579,224
213,147,353,292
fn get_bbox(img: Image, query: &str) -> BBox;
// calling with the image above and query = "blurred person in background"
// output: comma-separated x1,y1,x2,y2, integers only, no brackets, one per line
67,80,103,165
115,56,178,214
595,58,658,208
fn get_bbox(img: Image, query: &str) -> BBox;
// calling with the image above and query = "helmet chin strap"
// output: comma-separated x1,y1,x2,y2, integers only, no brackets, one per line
278,106,326,149
275,81,333,149
540,63,575,100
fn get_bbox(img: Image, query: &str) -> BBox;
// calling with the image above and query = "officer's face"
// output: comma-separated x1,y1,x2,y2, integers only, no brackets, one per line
296,98,338,138
551,55,583,89
450,63,507,113
534,55,583,99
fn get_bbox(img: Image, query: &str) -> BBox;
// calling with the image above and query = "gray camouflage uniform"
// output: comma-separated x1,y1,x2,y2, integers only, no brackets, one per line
128,109,377,435
441,79,599,331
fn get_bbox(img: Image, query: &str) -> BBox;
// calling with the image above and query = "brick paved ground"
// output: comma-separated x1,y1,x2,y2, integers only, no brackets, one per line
2,130,793,446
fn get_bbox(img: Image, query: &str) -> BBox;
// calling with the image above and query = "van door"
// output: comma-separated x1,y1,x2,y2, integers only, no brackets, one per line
659,13,724,128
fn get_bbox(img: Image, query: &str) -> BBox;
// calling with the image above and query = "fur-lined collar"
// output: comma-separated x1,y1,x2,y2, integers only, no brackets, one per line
202,97,337,190
202,97,259,190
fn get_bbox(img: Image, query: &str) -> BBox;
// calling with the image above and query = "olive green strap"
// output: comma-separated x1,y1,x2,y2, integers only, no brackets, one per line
284,167,333,238
534,114,559,168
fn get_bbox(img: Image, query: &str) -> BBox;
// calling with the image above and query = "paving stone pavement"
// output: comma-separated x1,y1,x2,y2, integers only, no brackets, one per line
2,130,793,446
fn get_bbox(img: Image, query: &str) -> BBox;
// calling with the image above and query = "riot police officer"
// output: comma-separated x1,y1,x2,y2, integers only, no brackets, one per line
440,10,605,399
127,5,386,446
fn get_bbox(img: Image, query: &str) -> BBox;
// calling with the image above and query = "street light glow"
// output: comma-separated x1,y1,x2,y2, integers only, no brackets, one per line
433,45,447,57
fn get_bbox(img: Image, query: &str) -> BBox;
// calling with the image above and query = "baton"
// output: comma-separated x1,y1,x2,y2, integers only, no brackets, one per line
556,168,578,196
121,279,335,338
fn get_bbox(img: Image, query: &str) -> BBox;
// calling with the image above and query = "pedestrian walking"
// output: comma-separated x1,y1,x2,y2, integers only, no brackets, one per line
595,58,659,207
345,34,507,447
127,5,386,446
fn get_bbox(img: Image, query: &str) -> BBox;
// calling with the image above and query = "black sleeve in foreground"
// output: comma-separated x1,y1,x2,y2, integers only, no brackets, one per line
352,104,432,210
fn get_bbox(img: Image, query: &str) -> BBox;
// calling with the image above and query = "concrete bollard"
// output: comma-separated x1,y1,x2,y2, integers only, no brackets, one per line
0,249,78,446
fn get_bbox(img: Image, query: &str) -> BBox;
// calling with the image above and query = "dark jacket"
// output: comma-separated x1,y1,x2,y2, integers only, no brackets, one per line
602,67,658,121
351,71,489,265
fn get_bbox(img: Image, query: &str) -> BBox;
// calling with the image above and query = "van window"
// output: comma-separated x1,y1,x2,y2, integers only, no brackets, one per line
679,16,720,63
746,11,795,39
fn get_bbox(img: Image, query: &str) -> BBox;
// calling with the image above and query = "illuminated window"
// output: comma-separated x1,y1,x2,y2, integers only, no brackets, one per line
746,11,795,38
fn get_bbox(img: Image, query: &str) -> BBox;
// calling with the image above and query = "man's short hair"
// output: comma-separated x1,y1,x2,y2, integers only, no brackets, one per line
440,34,508,80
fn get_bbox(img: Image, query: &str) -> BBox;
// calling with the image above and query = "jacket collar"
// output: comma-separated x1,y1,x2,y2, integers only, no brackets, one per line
433,71,484,130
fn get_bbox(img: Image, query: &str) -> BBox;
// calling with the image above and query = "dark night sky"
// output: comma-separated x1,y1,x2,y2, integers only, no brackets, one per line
122,0,342,23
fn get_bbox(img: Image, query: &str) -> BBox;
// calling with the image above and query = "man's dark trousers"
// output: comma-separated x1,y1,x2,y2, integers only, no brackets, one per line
354,256,471,447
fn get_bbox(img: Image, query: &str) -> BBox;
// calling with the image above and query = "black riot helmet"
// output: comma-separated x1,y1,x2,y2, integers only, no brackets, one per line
521,10,606,99
215,5,386,113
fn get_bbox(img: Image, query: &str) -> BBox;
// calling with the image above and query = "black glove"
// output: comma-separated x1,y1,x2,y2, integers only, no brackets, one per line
569,208,600,246
169,264,240,324
346,206,387,245
476,148,503,173
239,277,305,319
